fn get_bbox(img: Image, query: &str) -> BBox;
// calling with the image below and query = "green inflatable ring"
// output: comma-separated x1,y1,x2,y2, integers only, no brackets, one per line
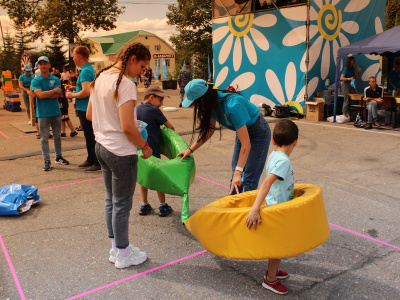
137,126,196,222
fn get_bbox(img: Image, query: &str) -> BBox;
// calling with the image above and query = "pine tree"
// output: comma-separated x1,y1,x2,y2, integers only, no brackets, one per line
0,31,19,77
14,23,34,75
46,37,67,72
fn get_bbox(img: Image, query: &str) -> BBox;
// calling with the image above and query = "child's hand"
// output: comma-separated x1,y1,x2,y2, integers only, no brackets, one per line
245,210,261,230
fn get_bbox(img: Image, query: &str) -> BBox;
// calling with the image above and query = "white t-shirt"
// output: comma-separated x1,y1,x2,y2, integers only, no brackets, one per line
91,70,138,156
61,72,70,81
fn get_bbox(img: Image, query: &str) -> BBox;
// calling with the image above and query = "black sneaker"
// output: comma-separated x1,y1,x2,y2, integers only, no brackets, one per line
43,160,52,171
61,133,67,137
70,131,78,137
55,156,69,165
49,134,53,139
159,203,173,217
139,203,153,216
364,123,373,129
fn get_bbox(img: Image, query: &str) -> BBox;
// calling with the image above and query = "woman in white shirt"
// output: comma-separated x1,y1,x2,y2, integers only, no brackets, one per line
87,43,152,269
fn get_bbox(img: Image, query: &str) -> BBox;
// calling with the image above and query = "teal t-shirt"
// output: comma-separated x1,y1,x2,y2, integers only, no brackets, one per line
18,73,35,88
31,74,61,118
210,91,259,131
388,69,400,90
76,63,95,111
341,67,355,79
265,151,294,205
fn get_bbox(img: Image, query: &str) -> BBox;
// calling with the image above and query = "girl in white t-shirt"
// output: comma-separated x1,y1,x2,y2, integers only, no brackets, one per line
86,43,152,269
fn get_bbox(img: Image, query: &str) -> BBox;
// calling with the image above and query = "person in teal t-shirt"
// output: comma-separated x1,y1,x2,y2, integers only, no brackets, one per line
31,56,70,171
340,56,356,118
66,46,99,171
246,119,299,295
177,79,271,195
18,65,35,121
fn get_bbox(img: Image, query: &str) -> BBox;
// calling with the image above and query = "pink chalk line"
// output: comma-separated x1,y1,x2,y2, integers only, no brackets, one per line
38,178,103,191
195,175,400,251
0,233,26,300
65,250,208,300
195,175,230,189
329,223,400,250
0,130,9,139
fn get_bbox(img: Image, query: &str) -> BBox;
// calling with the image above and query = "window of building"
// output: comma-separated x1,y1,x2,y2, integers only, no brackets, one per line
155,59,160,67
165,59,170,67
154,45,160,51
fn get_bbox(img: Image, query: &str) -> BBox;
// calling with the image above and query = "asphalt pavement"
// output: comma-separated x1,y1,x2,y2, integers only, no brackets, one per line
0,81,399,299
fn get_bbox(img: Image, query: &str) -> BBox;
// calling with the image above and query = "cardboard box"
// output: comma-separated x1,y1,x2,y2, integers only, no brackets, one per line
306,100,324,121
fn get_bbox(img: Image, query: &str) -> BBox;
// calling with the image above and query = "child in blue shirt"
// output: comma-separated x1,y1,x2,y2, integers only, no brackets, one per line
245,119,299,295
136,86,175,217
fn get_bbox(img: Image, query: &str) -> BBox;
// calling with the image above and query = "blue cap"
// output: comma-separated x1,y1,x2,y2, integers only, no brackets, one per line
34,61,38,70
37,56,50,64
182,79,209,108
24,64,32,71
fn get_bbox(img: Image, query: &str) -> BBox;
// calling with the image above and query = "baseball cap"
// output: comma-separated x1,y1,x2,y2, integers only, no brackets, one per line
34,61,38,70
182,79,209,108
37,56,50,64
144,86,170,98
24,64,32,71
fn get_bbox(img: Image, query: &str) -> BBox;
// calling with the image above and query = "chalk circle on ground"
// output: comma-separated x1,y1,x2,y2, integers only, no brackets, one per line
185,184,329,259
163,107,177,112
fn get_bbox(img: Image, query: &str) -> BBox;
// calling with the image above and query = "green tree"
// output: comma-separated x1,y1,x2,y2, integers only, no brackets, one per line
14,24,34,74
385,0,400,29
0,0,124,68
46,37,67,71
0,31,19,76
167,0,213,81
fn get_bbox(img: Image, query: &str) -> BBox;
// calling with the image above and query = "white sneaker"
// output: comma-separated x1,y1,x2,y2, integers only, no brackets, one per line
109,244,140,263
115,249,147,269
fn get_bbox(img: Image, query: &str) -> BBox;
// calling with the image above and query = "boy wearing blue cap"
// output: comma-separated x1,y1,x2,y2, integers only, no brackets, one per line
31,56,69,171
18,65,35,123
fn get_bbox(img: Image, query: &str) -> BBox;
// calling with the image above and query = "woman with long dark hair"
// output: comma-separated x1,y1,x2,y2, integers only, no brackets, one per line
177,79,271,194
340,56,356,118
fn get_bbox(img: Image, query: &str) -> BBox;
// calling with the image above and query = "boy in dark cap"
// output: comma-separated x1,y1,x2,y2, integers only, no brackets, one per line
136,86,175,217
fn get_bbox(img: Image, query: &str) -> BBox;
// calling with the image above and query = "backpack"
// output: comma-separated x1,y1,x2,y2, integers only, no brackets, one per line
274,105,290,118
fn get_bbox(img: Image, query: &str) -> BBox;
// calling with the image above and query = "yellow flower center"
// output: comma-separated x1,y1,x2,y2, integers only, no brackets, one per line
317,4,342,41
228,13,254,38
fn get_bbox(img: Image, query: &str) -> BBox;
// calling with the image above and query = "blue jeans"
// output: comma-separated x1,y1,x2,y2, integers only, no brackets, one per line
95,143,138,249
231,115,271,194
38,116,62,161
78,110,99,166
366,101,380,123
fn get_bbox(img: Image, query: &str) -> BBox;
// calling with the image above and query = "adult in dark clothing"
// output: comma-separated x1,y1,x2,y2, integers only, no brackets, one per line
363,76,383,130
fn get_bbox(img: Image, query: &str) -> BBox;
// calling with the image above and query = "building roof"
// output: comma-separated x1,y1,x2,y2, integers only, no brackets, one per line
88,30,156,55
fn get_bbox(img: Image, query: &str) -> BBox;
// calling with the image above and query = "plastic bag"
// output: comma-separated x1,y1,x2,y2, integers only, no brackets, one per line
137,120,148,150
0,184,40,216
274,105,290,118
327,115,350,123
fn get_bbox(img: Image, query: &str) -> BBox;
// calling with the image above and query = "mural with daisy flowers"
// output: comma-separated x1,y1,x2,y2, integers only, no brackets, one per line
212,0,386,112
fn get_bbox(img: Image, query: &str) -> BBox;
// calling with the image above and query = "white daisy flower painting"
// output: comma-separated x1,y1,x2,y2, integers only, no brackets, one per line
212,0,386,111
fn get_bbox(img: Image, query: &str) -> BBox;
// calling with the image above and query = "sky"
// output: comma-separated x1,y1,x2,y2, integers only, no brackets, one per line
0,0,179,48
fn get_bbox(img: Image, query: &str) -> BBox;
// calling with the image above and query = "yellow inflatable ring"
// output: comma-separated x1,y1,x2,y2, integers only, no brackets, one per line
184,184,329,259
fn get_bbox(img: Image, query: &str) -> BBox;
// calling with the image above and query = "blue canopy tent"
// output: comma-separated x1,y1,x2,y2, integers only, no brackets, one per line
333,25,400,120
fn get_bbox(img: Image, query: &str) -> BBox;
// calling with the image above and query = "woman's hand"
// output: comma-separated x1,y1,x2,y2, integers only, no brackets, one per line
177,149,192,160
141,146,152,159
245,209,261,230
230,170,243,194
